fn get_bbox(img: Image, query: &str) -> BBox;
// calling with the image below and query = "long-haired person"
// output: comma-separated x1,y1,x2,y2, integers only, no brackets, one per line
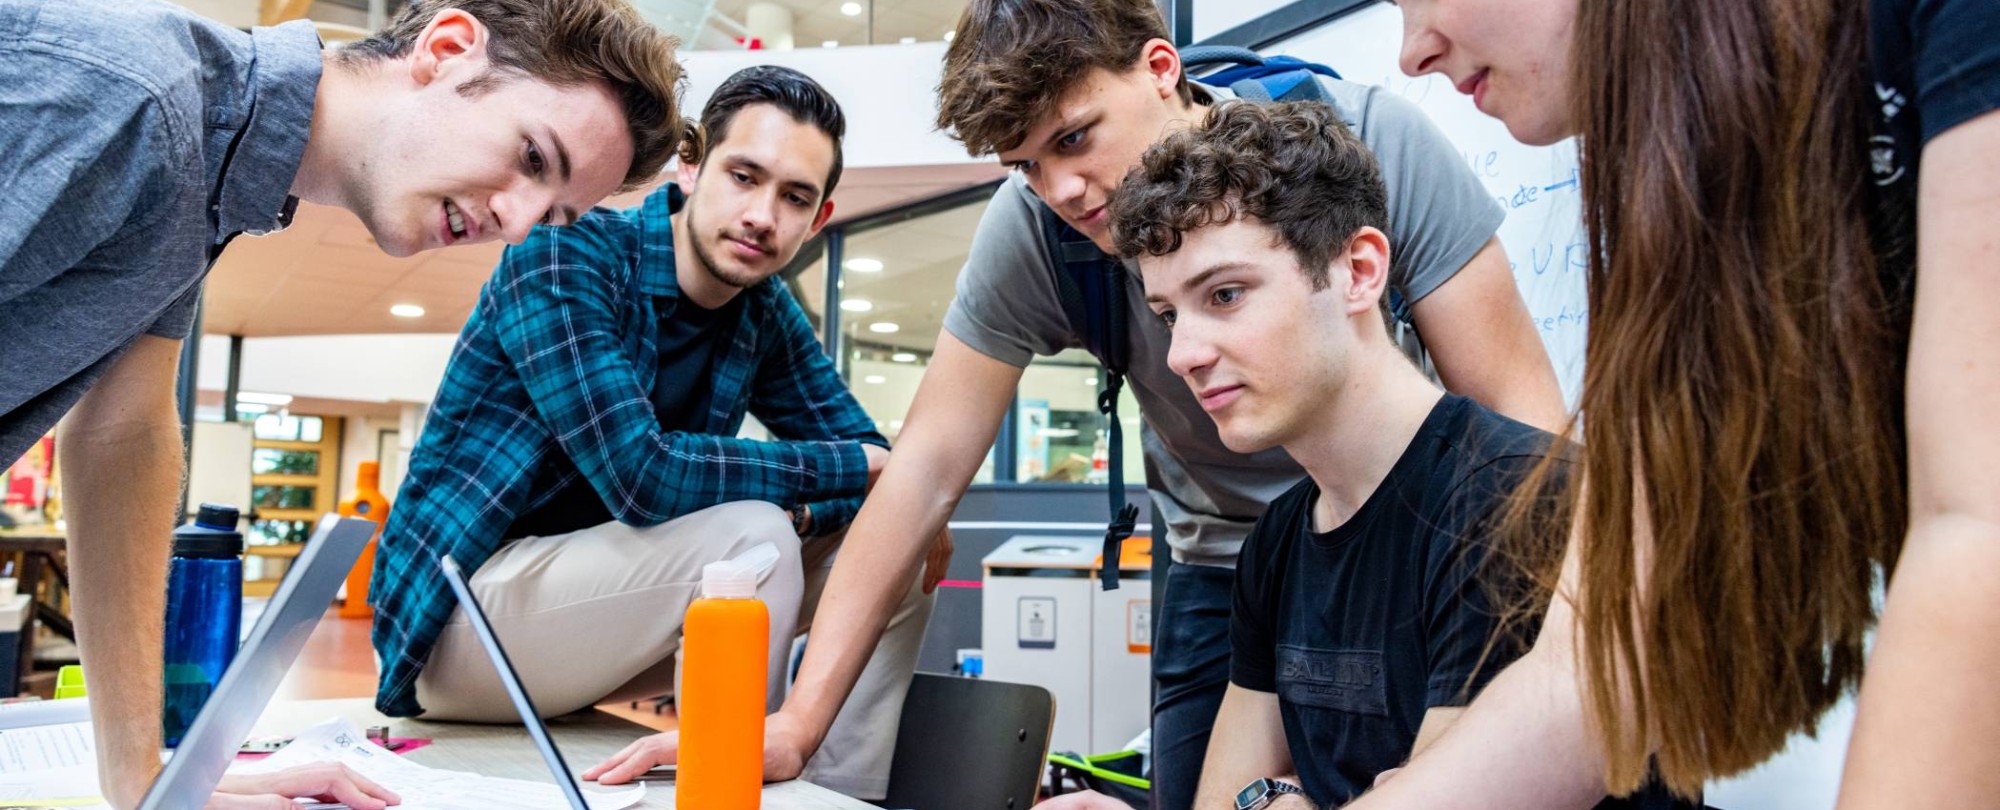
1348,0,2000,807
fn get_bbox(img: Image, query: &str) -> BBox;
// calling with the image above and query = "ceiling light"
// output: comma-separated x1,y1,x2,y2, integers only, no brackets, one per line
821,39,839,48
844,257,883,273
840,299,874,312
840,1,862,15
864,375,887,384
236,392,294,406
898,36,916,44
869,322,899,334
1084,376,1099,386
390,303,426,318
944,30,955,42
891,352,917,363
235,403,271,415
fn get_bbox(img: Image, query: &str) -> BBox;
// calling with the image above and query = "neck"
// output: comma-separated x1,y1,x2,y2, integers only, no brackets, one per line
670,207,747,310
1284,340,1444,533
290,54,362,207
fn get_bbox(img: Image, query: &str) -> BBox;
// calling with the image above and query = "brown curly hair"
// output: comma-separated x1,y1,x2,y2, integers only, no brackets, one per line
337,0,700,189
936,0,1191,156
1108,101,1387,290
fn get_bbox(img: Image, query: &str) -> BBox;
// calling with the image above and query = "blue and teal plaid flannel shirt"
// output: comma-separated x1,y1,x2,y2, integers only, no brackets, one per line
370,184,885,717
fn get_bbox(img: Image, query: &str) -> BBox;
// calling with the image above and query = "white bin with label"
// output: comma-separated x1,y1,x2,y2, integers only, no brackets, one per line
982,536,1099,753
1091,550,1152,754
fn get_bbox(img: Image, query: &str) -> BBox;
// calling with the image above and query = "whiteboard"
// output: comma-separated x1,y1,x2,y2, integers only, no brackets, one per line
1258,5,1855,806
1259,1,1590,409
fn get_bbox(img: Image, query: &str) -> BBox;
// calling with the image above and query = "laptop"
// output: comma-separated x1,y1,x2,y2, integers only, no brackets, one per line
139,515,375,810
437,552,594,810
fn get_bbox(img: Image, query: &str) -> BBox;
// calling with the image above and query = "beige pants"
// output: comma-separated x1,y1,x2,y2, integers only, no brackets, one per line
412,501,935,799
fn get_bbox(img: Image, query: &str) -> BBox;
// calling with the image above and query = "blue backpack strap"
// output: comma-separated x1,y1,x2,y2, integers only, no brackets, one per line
1180,45,1342,104
1037,203,1140,591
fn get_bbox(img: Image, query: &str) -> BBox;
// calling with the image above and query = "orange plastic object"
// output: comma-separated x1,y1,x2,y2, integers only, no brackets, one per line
678,594,769,810
336,461,390,618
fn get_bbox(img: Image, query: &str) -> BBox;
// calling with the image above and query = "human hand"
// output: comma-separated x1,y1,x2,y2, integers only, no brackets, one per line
582,731,680,785
1034,789,1137,809
760,709,820,783
208,763,401,810
922,526,955,594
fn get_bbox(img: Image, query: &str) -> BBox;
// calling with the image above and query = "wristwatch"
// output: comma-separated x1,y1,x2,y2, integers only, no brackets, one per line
788,503,812,536
1234,777,1305,810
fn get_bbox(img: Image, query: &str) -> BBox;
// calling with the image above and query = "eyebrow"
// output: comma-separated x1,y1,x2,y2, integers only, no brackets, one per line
1143,262,1256,304
1000,112,1087,169
724,155,824,201
546,126,573,184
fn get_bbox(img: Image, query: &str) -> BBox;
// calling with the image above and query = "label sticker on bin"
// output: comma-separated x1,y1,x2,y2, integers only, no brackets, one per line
1018,596,1057,649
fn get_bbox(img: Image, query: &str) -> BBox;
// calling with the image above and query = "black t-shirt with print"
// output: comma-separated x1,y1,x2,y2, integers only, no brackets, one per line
1229,395,1693,809
1868,0,2000,275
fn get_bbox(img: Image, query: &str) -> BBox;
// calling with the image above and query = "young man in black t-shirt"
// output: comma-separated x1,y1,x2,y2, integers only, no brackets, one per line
1104,102,1683,810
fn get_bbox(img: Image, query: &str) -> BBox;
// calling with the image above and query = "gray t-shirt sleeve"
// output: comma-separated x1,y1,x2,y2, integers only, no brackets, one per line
940,176,1080,368
1348,84,1507,305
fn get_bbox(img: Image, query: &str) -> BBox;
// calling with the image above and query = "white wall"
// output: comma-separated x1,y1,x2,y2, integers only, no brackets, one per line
197,334,458,405
1191,0,1299,42
678,42,980,170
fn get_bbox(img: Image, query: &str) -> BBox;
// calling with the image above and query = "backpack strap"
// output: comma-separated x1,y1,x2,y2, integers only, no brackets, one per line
1180,45,1342,105
1037,203,1140,591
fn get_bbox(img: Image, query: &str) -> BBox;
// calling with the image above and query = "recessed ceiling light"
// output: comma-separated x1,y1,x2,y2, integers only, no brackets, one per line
1084,376,1099,385
236,392,294,406
821,39,839,48
891,352,917,363
390,303,426,318
235,403,271,415
840,1,862,15
944,30,955,42
844,257,883,273
898,36,916,44
840,299,874,312
864,375,887,384
869,322,900,334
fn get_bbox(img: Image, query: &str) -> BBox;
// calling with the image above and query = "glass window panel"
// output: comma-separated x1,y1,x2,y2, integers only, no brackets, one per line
251,449,320,476
252,414,324,442
251,484,316,511
1017,352,1145,485
248,518,313,546
838,197,995,483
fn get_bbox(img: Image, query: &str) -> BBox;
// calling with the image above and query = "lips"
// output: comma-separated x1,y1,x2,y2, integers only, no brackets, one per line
1197,384,1244,413
724,234,769,259
1456,69,1491,111
440,199,479,246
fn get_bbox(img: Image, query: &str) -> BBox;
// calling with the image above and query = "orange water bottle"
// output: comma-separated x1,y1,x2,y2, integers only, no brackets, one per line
678,559,768,810
336,461,390,618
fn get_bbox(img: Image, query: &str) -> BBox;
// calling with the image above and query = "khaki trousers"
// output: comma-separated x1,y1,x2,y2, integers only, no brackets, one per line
412,501,934,799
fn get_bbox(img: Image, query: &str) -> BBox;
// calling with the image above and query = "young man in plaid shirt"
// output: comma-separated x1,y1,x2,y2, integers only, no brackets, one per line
370,66,942,801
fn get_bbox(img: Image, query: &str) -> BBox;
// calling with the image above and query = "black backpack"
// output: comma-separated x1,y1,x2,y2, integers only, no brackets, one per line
1039,47,1381,590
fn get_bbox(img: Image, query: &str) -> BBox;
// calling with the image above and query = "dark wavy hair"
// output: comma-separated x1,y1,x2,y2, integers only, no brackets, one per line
935,0,1191,156
699,66,847,200
337,0,698,189
1108,101,1387,289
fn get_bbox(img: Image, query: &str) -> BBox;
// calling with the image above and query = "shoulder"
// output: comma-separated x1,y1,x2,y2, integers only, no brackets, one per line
1244,477,1318,554
496,205,642,282
1432,396,1571,506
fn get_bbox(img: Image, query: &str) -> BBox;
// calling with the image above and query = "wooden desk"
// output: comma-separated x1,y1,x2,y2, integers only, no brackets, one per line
0,528,68,693
250,698,877,809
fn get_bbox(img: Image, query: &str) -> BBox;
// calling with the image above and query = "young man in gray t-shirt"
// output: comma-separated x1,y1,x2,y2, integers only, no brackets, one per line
731,2,1566,806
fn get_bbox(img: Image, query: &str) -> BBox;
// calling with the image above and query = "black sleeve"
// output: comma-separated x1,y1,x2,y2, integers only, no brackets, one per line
1420,456,1546,708
1908,0,2000,144
1228,494,1295,694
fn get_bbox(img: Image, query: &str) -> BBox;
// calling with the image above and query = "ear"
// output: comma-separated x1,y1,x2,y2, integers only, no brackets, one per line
1339,226,1393,317
1137,38,1184,103
809,199,837,234
676,157,700,194
407,8,489,88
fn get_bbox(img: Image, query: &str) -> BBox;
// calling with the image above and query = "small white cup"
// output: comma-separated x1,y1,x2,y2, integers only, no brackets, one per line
0,577,16,602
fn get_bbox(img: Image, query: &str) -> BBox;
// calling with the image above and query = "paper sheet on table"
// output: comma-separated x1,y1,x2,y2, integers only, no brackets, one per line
0,721,96,772
232,718,644,810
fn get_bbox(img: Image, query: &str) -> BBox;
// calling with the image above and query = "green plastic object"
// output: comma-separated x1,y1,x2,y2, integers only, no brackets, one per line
1047,749,1149,807
54,664,86,699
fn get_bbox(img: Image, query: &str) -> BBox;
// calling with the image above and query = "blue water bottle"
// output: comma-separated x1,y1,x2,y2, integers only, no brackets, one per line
162,503,243,746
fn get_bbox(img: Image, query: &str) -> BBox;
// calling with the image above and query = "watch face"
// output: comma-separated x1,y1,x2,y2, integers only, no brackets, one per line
1237,781,1266,808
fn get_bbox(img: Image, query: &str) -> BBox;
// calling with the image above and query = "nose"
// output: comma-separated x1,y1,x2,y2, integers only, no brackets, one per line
491,186,559,245
1041,163,1090,214
1397,6,1446,77
739,188,779,235
1165,316,1219,381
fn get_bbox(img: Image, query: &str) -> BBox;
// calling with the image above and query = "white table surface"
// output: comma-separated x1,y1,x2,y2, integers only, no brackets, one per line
249,698,877,809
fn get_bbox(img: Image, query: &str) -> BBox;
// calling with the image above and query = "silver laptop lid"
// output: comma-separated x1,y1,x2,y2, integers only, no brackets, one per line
139,515,375,810
438,553,591,810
